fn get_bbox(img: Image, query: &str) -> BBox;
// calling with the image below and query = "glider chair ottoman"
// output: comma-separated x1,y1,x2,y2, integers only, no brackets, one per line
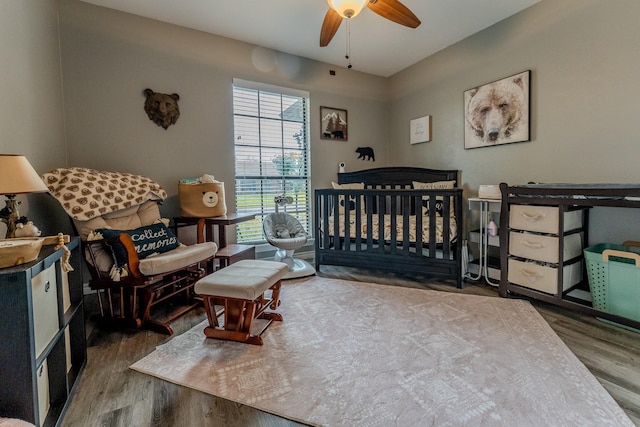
195,259,288,345
42,167,217,335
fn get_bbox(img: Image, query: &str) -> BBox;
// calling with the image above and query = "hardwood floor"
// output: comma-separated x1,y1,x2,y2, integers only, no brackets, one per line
61,266,640,426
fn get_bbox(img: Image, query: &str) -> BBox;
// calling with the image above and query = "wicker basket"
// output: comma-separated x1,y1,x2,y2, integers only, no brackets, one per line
178,181,227,217
584,243,640,325
0,238,44,268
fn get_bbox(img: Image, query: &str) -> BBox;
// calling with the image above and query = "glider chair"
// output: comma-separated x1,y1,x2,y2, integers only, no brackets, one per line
42,167,217,335
263,212,315,279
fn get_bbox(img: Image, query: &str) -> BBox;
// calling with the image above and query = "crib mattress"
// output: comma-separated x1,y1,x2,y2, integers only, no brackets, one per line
327,214,457,244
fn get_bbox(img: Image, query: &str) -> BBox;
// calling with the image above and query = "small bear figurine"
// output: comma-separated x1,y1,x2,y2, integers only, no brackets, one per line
274,225,292,238
14,221,42,238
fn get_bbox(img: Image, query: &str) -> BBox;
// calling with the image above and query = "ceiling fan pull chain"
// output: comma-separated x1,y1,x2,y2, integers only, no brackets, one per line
346,18,352,69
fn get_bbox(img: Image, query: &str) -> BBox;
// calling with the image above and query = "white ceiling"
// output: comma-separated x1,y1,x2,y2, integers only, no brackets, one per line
79,0,540,77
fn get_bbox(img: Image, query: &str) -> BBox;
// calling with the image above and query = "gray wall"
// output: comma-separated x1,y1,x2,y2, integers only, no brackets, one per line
388,0,640,242
0,0,70,237
58,0,389,229
4,0,640,245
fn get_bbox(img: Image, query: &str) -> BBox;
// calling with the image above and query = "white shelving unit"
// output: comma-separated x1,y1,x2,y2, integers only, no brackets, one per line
466,198,501,286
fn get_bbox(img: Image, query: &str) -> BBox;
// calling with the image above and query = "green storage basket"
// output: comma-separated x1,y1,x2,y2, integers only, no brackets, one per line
583,243,640,325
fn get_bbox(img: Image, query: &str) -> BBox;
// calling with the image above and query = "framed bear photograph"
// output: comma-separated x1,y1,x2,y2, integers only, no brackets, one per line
320,106,348,141
463,70,531,149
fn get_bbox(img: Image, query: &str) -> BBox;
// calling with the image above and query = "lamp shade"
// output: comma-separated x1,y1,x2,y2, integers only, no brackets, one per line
327,0,368,18
0,155,49,195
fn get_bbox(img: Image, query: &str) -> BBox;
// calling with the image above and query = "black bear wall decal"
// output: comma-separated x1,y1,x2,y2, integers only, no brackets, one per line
355,146,375,161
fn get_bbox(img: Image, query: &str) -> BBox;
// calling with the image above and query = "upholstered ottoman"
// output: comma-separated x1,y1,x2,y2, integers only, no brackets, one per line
194,260,288,345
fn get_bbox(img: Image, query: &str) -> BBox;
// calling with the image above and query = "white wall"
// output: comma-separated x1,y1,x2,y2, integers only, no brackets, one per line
0,0,70,236
388,0,640,241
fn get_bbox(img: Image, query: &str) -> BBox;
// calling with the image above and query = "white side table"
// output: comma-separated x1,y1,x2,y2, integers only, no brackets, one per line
466,198,501,286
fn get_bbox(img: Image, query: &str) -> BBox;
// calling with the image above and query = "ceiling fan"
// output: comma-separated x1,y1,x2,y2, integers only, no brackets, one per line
320,0,421,47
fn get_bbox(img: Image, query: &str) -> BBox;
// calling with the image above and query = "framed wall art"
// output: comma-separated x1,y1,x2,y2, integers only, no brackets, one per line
464,70,531,149
410,115,432,144
320,106,348,141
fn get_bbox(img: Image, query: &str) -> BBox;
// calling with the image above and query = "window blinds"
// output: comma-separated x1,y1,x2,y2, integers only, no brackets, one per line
233,81,311,243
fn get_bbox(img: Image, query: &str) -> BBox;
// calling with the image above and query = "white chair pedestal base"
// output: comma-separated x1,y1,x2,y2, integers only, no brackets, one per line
283,258,316,279
274,249,315,279
274,248,294,265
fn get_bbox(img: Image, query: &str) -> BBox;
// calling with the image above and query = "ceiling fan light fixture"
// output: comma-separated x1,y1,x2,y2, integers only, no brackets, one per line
327,0,368,19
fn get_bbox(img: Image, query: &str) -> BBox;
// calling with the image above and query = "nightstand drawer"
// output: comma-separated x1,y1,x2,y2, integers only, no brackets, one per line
32,264,60,357
508,258,582,295
509,232,583,263
510,205,582,233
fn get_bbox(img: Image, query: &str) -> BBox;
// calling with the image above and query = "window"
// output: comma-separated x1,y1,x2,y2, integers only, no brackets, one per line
233,79,310,243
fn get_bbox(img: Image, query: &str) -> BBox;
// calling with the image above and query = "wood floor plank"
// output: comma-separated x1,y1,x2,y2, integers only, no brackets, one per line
601,378,640,422
61,266,640,426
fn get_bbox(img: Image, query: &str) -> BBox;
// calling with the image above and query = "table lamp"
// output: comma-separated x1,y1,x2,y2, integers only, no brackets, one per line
0,154,49,238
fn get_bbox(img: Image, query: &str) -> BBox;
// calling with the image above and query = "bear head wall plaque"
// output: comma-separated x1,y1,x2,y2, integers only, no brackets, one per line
143,88,180,130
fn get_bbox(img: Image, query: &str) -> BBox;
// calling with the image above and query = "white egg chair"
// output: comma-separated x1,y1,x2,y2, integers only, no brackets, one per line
263,211,315,279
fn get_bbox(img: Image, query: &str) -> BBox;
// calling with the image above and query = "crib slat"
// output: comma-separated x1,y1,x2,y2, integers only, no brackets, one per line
402,195,411,255
415,194,424,254
389,194,398,253
442,193,452,258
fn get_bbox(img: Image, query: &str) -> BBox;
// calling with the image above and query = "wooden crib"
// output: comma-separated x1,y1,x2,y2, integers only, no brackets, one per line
314,167,463,287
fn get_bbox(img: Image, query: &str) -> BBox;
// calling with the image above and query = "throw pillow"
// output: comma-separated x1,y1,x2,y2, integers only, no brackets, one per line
331,182,365,214
96,222,181,267
423,199,446,217
413,180,456,217
412,180,456,191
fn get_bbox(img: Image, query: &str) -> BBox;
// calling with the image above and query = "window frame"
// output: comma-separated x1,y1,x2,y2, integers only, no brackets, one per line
232,79,311,244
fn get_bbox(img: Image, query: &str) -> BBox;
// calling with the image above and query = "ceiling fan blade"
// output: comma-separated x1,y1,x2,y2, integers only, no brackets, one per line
367,0,421,28
320,8,343,47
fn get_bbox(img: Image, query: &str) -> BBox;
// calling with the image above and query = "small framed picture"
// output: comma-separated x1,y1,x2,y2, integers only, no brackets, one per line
320,106,348,141
410,115,432,144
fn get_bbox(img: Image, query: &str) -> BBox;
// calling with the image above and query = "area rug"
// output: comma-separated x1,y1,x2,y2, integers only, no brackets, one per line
130,277,633,426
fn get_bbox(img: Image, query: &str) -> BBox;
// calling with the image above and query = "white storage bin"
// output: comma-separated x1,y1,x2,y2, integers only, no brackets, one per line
508,258,582,295
509,232,583,264
62,268,71,312
37,360,50,426
65,327,72,373
510,205,583,234
32,264,60,357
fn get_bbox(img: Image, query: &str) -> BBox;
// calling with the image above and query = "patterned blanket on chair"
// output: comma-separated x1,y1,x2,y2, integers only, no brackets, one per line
42,167,167,221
